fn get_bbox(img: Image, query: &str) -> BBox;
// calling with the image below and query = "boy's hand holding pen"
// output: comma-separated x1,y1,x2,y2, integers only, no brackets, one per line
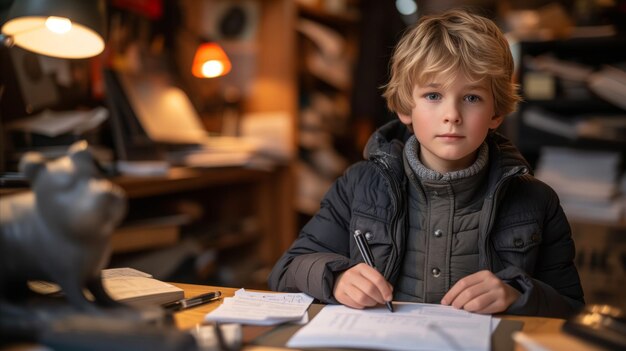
353,230,394,312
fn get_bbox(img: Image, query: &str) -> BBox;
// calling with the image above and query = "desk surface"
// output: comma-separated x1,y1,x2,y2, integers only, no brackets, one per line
169,283,589,351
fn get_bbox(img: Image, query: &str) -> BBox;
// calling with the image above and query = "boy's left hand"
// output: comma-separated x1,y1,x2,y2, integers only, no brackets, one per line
441,270,520,314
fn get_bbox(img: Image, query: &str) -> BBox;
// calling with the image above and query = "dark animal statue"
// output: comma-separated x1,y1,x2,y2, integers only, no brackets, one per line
0,140,127,310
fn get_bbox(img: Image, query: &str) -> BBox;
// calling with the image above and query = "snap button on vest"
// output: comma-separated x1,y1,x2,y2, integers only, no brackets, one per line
365,232,373,241
434,229,443,238
514,238,524,248
432,267,441,277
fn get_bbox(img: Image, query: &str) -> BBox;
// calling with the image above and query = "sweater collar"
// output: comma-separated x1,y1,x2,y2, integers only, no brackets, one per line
404,135,489,182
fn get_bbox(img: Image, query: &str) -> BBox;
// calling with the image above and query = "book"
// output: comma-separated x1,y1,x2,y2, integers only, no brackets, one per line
28,267,184,308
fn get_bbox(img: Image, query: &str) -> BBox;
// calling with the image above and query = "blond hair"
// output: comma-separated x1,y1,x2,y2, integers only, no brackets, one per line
383,9,520,117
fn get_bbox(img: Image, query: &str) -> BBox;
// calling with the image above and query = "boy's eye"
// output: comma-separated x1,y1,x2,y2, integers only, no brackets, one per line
424,93,441,101
465,95,481,103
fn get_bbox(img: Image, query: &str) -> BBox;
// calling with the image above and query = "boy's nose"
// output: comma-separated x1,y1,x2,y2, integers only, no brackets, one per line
443,104,462,124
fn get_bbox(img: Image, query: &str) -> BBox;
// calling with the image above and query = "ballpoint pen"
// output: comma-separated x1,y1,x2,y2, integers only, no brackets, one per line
162,291,222,312
353,230,394,312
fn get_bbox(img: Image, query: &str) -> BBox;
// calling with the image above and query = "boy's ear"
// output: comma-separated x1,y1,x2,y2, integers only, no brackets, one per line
489,115,504,129
398,113,412,126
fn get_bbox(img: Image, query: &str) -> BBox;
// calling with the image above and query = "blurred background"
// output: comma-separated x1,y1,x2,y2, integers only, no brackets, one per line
0,0,625,309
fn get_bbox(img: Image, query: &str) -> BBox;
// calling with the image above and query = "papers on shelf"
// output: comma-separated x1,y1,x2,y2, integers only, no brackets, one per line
522,107,626,142
536,147,624,222
287,303,493,351
116,160,170,176
588,65,626,110
527,55,593,82
118,73,208,145
296,18,351,90
7,107,109,137
204,288,313,326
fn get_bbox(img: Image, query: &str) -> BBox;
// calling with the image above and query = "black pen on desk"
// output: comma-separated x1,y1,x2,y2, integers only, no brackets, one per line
162,291,222,312
354,230,394,313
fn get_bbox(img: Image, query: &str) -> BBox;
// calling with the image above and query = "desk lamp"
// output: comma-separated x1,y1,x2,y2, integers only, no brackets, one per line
190,39,239,134
191,41,231,78
0,0,106,59
0,0,106,173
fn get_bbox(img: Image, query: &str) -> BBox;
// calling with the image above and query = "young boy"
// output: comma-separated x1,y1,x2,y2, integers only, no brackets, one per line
269,9,584,318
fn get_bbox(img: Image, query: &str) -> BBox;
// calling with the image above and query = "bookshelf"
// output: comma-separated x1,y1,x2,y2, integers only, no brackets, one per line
104,0,298,289
0,0,298,290
110,166,294,289
513,35,626,167
295,1,361,216
512,34,626,308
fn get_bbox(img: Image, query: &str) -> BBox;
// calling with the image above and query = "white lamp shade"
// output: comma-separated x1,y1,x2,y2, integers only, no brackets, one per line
1,0,106,59
2,16,104,59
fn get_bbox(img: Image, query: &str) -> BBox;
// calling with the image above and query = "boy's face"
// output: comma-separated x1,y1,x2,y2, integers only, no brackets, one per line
398,71,503,173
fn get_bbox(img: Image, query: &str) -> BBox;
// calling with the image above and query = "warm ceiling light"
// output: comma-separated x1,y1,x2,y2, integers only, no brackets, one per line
191,42,232,78
1,0,106,59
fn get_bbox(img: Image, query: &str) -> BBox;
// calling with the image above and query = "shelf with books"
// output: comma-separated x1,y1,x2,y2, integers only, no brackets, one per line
295,1,361,217
512,34,626,306
108,165,293,289
513,35,626,167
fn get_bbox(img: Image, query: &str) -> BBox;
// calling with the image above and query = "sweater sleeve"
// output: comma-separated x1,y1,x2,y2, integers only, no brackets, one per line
268,166,360,303
497,190,585,318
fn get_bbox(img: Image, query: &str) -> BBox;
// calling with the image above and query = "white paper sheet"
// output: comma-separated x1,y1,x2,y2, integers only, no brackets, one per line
204,288,313,326
287,302,492,351
8,107,108,137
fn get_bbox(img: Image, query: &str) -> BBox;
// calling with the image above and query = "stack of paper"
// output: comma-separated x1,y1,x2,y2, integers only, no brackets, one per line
287,303,493,351
523,107,626,142
297,18,351,90
204,288,313,326
536,147,623,222
588,65,626,110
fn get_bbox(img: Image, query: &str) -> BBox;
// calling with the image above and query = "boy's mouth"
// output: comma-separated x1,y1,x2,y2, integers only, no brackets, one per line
437,133,464,139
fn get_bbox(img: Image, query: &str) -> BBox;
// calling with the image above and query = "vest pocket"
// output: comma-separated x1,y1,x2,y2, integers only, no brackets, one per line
492,220,542,252
491,220,542,271
350,212,392,269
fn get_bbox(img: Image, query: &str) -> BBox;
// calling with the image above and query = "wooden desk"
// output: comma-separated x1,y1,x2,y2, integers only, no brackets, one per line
170,283,600,351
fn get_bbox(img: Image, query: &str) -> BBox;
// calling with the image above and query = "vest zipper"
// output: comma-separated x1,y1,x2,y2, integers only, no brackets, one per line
372,157,404,281
482,166,529,270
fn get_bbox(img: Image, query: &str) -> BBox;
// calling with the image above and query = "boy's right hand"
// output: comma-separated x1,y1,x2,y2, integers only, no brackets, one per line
333,263,394,309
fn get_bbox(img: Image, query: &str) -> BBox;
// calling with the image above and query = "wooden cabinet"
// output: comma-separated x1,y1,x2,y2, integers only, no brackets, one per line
110,165,294,289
